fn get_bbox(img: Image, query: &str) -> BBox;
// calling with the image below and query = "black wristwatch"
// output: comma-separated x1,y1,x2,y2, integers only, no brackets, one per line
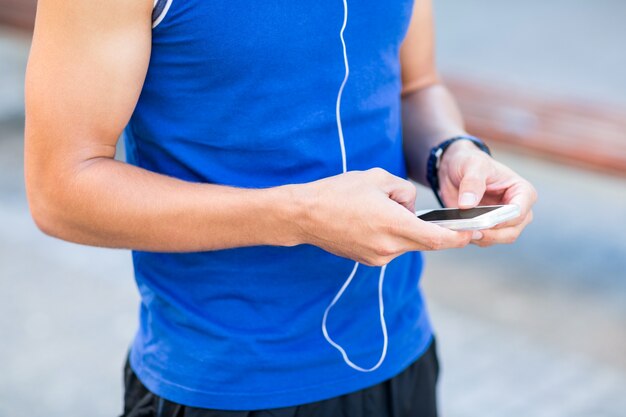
426,135,491,207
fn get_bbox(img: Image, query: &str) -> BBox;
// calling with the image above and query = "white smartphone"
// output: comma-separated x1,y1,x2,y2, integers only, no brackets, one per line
415,205,521,231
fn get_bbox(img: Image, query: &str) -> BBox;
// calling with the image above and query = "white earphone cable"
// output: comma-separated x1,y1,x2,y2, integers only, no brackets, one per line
335,0,350,175
321,0,389,373
322,263,389,372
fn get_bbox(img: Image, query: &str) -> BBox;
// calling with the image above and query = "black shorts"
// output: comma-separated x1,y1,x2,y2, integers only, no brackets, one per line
120,338,440,417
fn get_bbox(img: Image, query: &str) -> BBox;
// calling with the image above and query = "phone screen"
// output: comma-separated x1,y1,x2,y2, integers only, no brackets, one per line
417,206,501,222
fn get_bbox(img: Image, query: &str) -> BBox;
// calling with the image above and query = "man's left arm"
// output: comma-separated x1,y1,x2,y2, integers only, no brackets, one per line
400,0,537,245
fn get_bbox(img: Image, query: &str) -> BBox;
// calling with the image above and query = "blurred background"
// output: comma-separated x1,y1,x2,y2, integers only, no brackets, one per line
1,1,625,416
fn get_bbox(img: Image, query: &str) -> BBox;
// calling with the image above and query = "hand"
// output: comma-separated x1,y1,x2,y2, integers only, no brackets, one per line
294,168,473,266
437,140,538,247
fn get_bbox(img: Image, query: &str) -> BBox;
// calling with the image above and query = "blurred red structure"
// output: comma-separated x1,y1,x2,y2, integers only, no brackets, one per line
2,2,625,176
0,0,36,30
447,78,626,176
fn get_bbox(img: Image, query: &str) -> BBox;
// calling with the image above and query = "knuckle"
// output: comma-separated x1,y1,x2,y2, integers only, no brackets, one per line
530,184,539,202
428,236,444,251
366,256,388,267
458,233,472,248
361,257,377,267
402,180,417,195
504,232,518,244
369,167,386,178
385,218,404,236
461,173,482,185
373,241,397,258
476,232,492,245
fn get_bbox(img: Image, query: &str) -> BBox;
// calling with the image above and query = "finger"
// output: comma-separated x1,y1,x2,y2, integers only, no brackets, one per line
457,163,489,209
378,171,417,213
504,180,538,219
394,211,473,251
472,211,533,247
389,181,417,213
493,208,532,229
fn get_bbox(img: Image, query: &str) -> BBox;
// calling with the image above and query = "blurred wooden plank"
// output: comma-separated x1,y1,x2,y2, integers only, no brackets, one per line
446,77,626,176
0,0,37,31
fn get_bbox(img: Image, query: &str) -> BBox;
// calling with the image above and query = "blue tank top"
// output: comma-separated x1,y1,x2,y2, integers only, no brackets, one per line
125,0,432,410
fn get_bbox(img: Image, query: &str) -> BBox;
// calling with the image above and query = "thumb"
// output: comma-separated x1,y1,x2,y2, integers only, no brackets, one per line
457,169,487,208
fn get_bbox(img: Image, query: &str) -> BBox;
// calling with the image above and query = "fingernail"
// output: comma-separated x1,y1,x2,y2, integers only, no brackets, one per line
472,231,483,240
460,192,476,206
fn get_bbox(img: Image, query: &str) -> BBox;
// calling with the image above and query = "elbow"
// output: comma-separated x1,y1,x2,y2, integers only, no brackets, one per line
25,161,75,240
24,131,67,239
26,184,67,239
25,140,81,241
26,173,105,247
31,211,60,239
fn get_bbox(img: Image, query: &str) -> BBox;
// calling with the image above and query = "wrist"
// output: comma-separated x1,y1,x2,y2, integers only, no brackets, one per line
444,137,480,154
426,135,491,207
265,183,312,247
440,137,485,167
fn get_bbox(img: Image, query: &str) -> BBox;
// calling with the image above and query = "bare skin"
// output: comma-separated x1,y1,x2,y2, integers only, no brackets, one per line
25,0,536,267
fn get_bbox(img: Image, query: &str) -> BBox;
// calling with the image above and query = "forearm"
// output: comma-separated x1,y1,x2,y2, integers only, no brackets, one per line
28,158,302,252
401,83,467,185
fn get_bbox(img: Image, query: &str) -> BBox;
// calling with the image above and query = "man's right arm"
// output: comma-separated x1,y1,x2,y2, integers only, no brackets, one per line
25,0,472,266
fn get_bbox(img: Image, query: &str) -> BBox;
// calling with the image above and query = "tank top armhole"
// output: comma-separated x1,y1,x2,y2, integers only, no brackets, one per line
152,0,173,29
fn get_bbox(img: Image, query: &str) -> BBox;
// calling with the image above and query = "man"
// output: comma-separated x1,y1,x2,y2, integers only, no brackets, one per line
25,0,536,415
